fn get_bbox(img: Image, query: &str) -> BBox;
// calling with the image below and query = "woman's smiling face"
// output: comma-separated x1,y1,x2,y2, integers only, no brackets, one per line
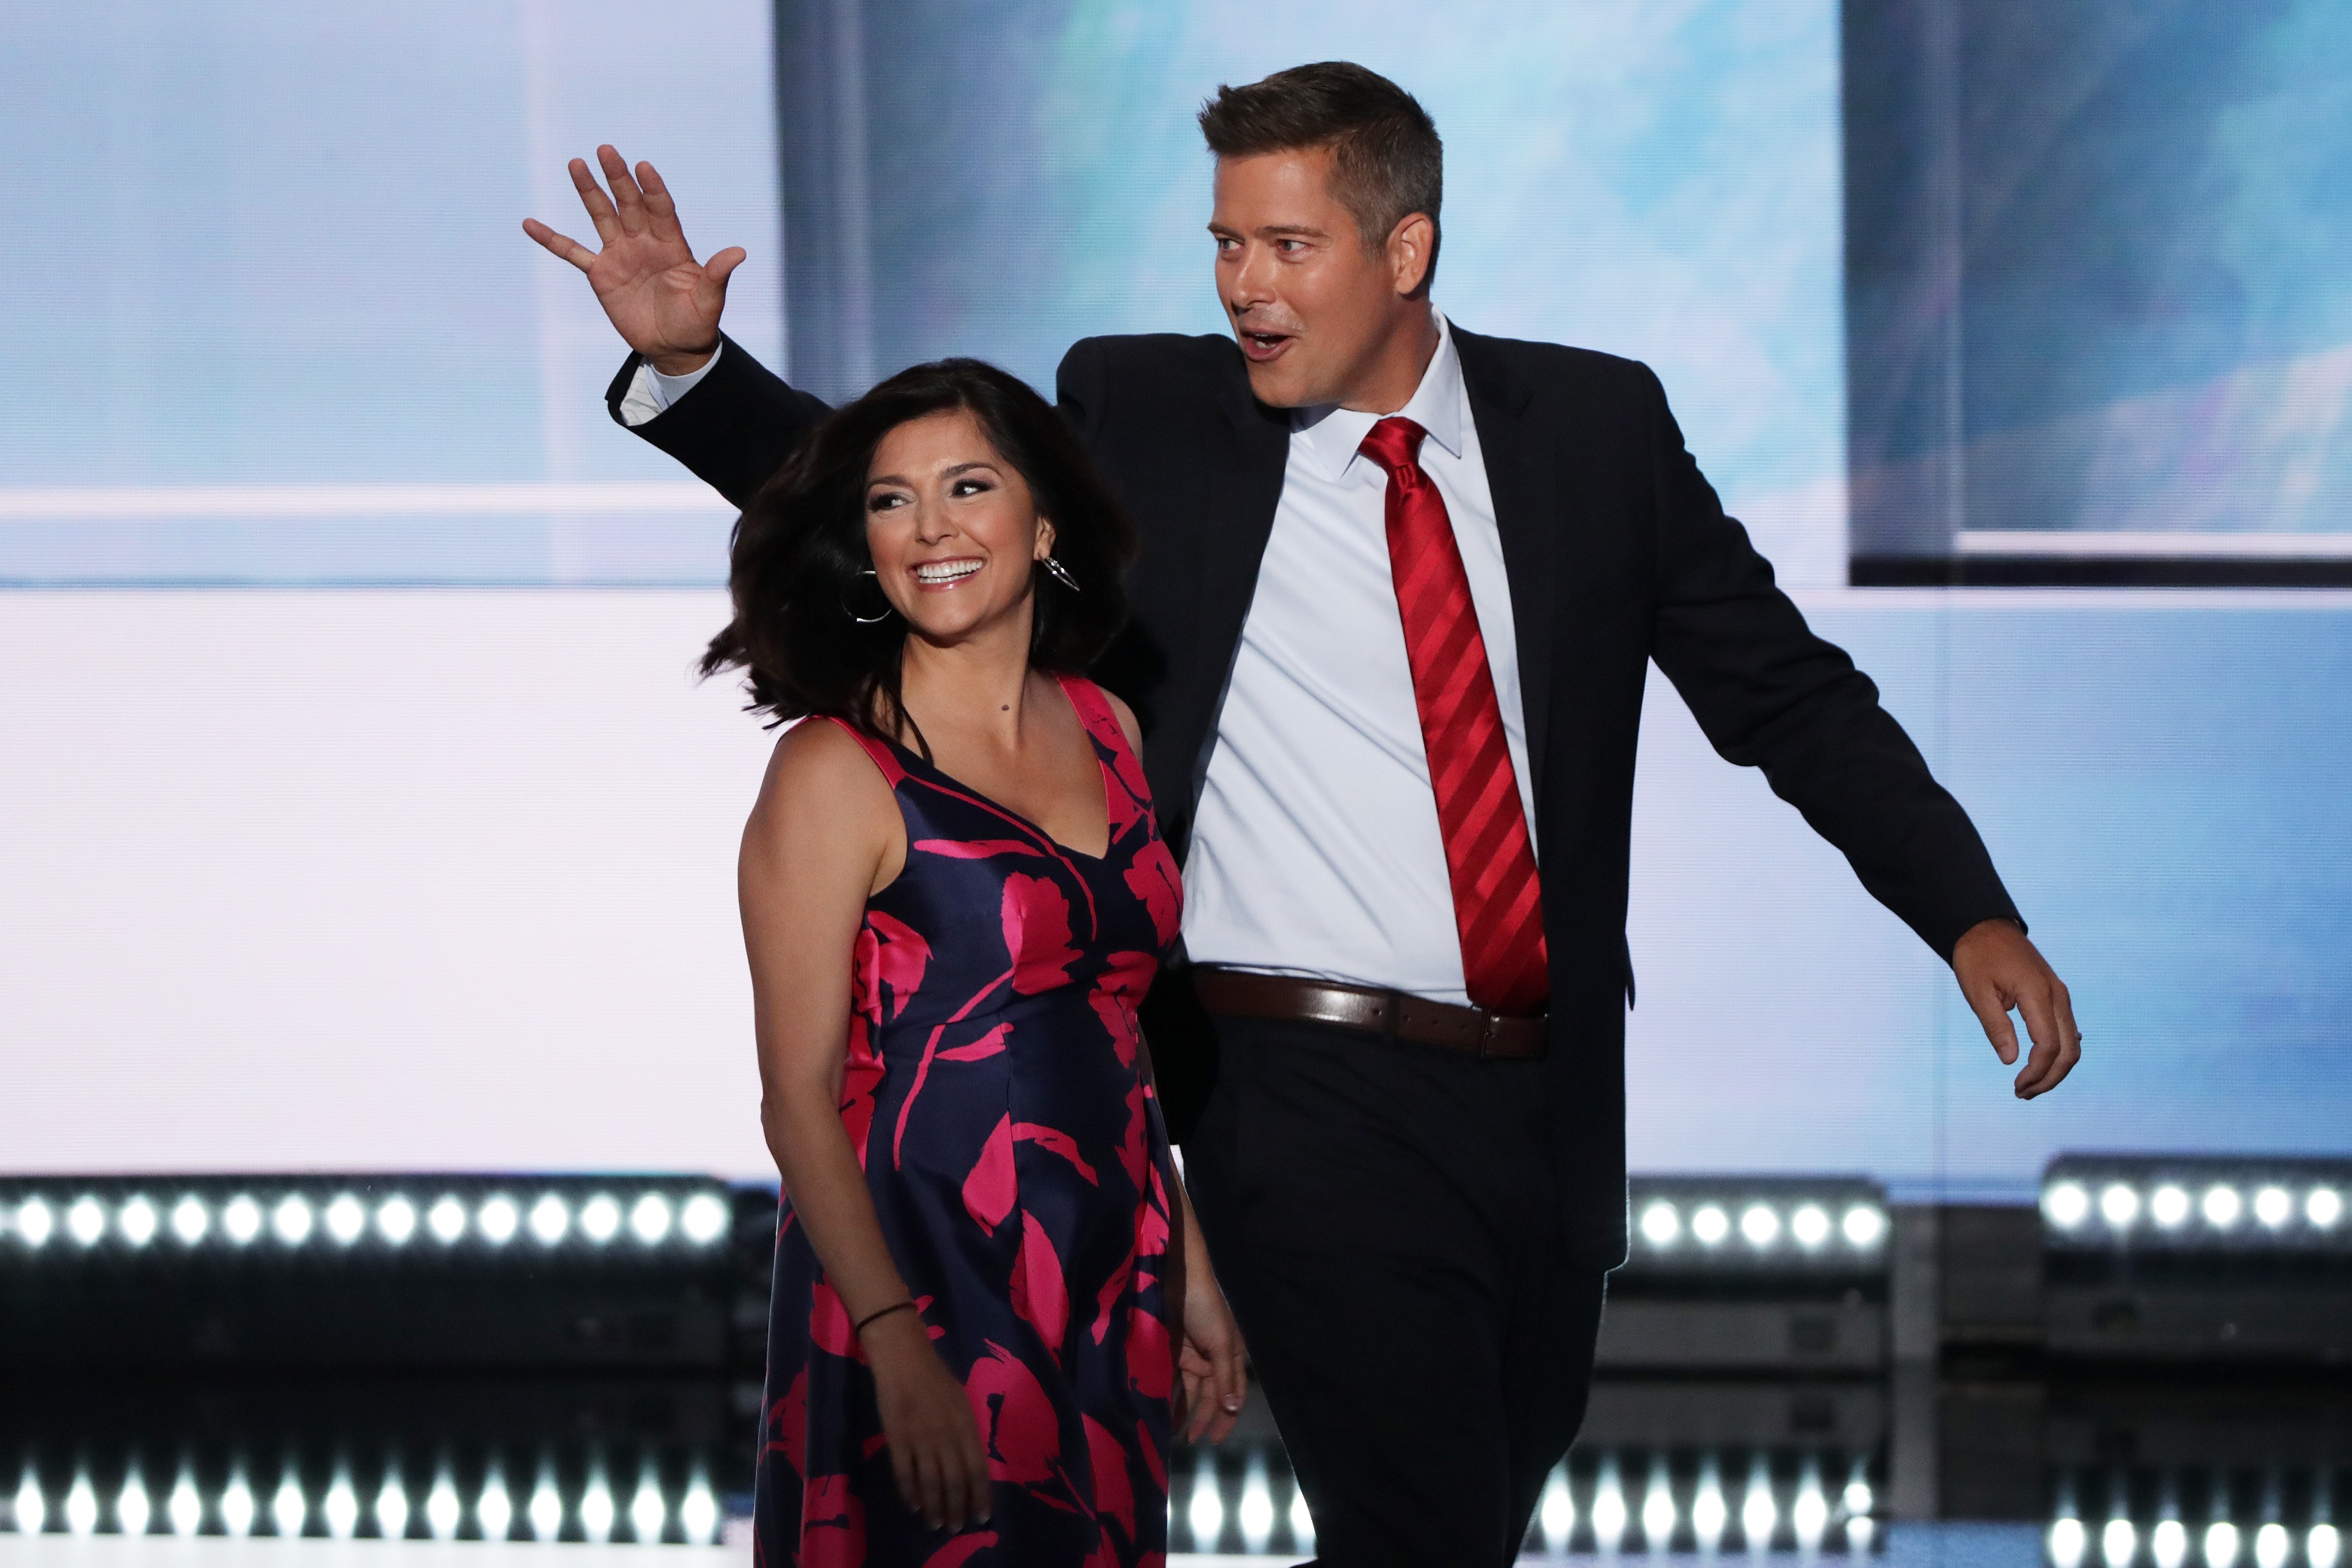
864,407,1054,646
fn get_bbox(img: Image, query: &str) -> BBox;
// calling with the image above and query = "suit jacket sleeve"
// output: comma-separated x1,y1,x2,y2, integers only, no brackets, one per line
602,335,833,507
1640,364,2021,961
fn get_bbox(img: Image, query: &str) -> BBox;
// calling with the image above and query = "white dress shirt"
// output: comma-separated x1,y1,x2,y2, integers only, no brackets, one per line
623,315,1537,1005
1183,312,1537,1006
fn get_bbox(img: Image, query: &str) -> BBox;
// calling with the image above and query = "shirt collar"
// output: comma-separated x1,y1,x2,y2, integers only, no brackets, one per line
1289,309,1467,483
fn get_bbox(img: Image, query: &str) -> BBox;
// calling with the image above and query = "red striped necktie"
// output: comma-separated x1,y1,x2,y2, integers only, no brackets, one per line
1359,416,1549,1016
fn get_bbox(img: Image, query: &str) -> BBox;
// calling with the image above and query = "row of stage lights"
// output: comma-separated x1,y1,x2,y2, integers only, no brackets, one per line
4,1462,723,1546
1165,1447,1879,1558
0,1187,733,1256
1635,1199,1887,1254
2043,1181,2344,1241
2051,1518,2341,1568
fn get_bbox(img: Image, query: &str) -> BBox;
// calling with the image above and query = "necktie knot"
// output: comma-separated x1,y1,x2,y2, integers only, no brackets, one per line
1358,415,1429,479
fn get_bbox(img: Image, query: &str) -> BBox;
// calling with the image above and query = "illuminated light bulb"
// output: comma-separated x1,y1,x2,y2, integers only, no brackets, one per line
67,1197,106,1247
1593,1460,1628,1552
2101,1184,2140,1229
1791,1204,1832,1248
628,1475,664,1544
2208,1521,2242,1568
220,1474,256,1537
1541,1467,1577,1552
580,1473,615,1544
2052,1518,2090,1568
14,1468,46,1535
1693,1471,1727,1552
1187,1460,1223,1550
222,1196,262,1245
65,1474,98,1536
1844,1204,1887,1248
117,1471,152,1536
1849,1517,1877,1552
376,1197,416,1245
2154,1520,2189,1568
323,1473,359,1540
271,1195,314,1246
2106,1518,2139,1567
428,1197,467,1244
681,1192,729,1245
2307,1524,2341,1568
630,1193,675,1245
2255,1523,2290,1568
1640,1201,1681,1246
1238,1455,1274,1553
1793,1470,1828,1551
2046,1183,2092,1230
529,1474,563,1541
426,1475,461,1542
376,1475,409,1540
17,1198,55,1248
529,1196,570,1246
1645,1473,1679,1545
581,1195,622,1245
324,1194,366,1245
478,1473,513,1542
1845,1479,1875,1516
2152,1186,2191,1229
1741,1468,1777,1550
272,1474,306,1538
1692,1205,1730,1245
119,1197,159,1247
1290,1486,1316,1552
678,1472,718,1547
1742,1204,1782,1248
2202,1186,2242,1230
478,1196,519,1245
170,1196,209,1245
169,1473,202,1537
2308,1188,2343,1230
2254,1189,2292,1230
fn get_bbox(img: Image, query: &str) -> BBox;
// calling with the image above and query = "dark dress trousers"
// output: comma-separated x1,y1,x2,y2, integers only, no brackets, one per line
610,329,2021,1565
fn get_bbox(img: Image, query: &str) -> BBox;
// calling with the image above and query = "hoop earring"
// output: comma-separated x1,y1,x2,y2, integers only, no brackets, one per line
843,567,894,625
1038,555,1081,593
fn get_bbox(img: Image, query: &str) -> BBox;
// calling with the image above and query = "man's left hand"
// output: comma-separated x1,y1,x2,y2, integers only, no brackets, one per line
1953,918,2081,1099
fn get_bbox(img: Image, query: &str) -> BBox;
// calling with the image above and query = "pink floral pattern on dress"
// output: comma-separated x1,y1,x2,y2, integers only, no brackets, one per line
758,676,1178,1567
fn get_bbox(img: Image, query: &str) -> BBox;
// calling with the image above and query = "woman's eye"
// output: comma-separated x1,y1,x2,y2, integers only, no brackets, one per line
952,478,993,497
867,492,906,511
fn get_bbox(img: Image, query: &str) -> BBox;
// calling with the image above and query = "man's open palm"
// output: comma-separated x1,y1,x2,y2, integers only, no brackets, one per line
523,145,740,375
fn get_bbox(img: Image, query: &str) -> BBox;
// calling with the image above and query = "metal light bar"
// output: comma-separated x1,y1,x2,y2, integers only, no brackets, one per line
1621,1176,1891,1274
2041,1157,2350,1252
1,1450,727,1546
0,1176,735,1261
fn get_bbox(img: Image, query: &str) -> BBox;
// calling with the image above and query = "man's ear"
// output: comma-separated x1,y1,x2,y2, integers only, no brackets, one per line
1389,212,1435,297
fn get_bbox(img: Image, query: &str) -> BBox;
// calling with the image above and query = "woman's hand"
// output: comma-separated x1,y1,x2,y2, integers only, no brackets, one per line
863,1311,993,1533
1174,1232,1249,1444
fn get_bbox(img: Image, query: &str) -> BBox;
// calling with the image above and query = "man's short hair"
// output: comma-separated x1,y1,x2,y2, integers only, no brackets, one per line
1198,61,1444,292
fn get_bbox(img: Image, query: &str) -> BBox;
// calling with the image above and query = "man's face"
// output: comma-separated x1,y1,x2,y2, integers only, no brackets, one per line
1209,147,1421,409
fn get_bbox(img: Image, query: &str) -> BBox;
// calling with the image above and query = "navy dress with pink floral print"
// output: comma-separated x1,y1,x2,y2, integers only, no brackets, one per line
756,674,1184,1568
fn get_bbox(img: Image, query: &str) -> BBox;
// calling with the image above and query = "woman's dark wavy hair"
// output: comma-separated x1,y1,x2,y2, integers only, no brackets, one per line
699,358,1137,751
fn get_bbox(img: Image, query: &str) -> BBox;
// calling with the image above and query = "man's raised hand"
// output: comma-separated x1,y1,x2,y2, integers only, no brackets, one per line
1953,918,2082,1100
522,146,741,375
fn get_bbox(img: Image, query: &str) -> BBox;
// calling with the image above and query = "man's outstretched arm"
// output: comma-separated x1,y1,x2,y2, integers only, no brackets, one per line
1638,366,2083,1100
525,146,826,506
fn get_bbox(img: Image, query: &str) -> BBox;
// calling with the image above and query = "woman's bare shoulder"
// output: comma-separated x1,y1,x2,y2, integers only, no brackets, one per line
750,718,898,838
1098,687,1145,758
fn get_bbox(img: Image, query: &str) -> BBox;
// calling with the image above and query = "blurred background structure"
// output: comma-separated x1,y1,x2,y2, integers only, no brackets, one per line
3,1,2348,1561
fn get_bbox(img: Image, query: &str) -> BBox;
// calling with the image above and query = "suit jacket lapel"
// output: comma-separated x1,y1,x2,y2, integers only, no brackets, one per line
1454,327,1558,803
1184,363,1292,790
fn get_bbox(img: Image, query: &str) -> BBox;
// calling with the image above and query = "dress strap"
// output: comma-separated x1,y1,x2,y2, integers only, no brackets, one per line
823,715,909,788
1055,674,1134,765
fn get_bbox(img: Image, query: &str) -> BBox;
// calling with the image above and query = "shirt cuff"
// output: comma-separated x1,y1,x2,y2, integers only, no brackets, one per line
615,342,724,427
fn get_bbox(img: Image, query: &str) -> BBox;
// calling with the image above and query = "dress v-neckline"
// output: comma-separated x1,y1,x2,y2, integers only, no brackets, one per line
883,674,1115,864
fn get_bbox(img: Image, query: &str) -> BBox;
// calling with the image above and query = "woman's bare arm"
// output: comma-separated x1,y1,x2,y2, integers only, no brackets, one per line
739,720,989,1530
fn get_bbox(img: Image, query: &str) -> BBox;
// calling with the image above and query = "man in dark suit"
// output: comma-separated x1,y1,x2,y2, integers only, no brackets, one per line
529,61,2079,1568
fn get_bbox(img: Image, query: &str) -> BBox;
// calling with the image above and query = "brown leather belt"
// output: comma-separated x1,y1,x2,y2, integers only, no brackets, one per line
1192,968,1548,1061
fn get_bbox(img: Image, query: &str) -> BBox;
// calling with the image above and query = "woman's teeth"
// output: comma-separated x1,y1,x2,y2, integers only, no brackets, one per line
914,560,983,584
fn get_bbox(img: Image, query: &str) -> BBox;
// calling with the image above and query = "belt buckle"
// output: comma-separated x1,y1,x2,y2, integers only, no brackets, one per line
1475,1010,1500,1061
